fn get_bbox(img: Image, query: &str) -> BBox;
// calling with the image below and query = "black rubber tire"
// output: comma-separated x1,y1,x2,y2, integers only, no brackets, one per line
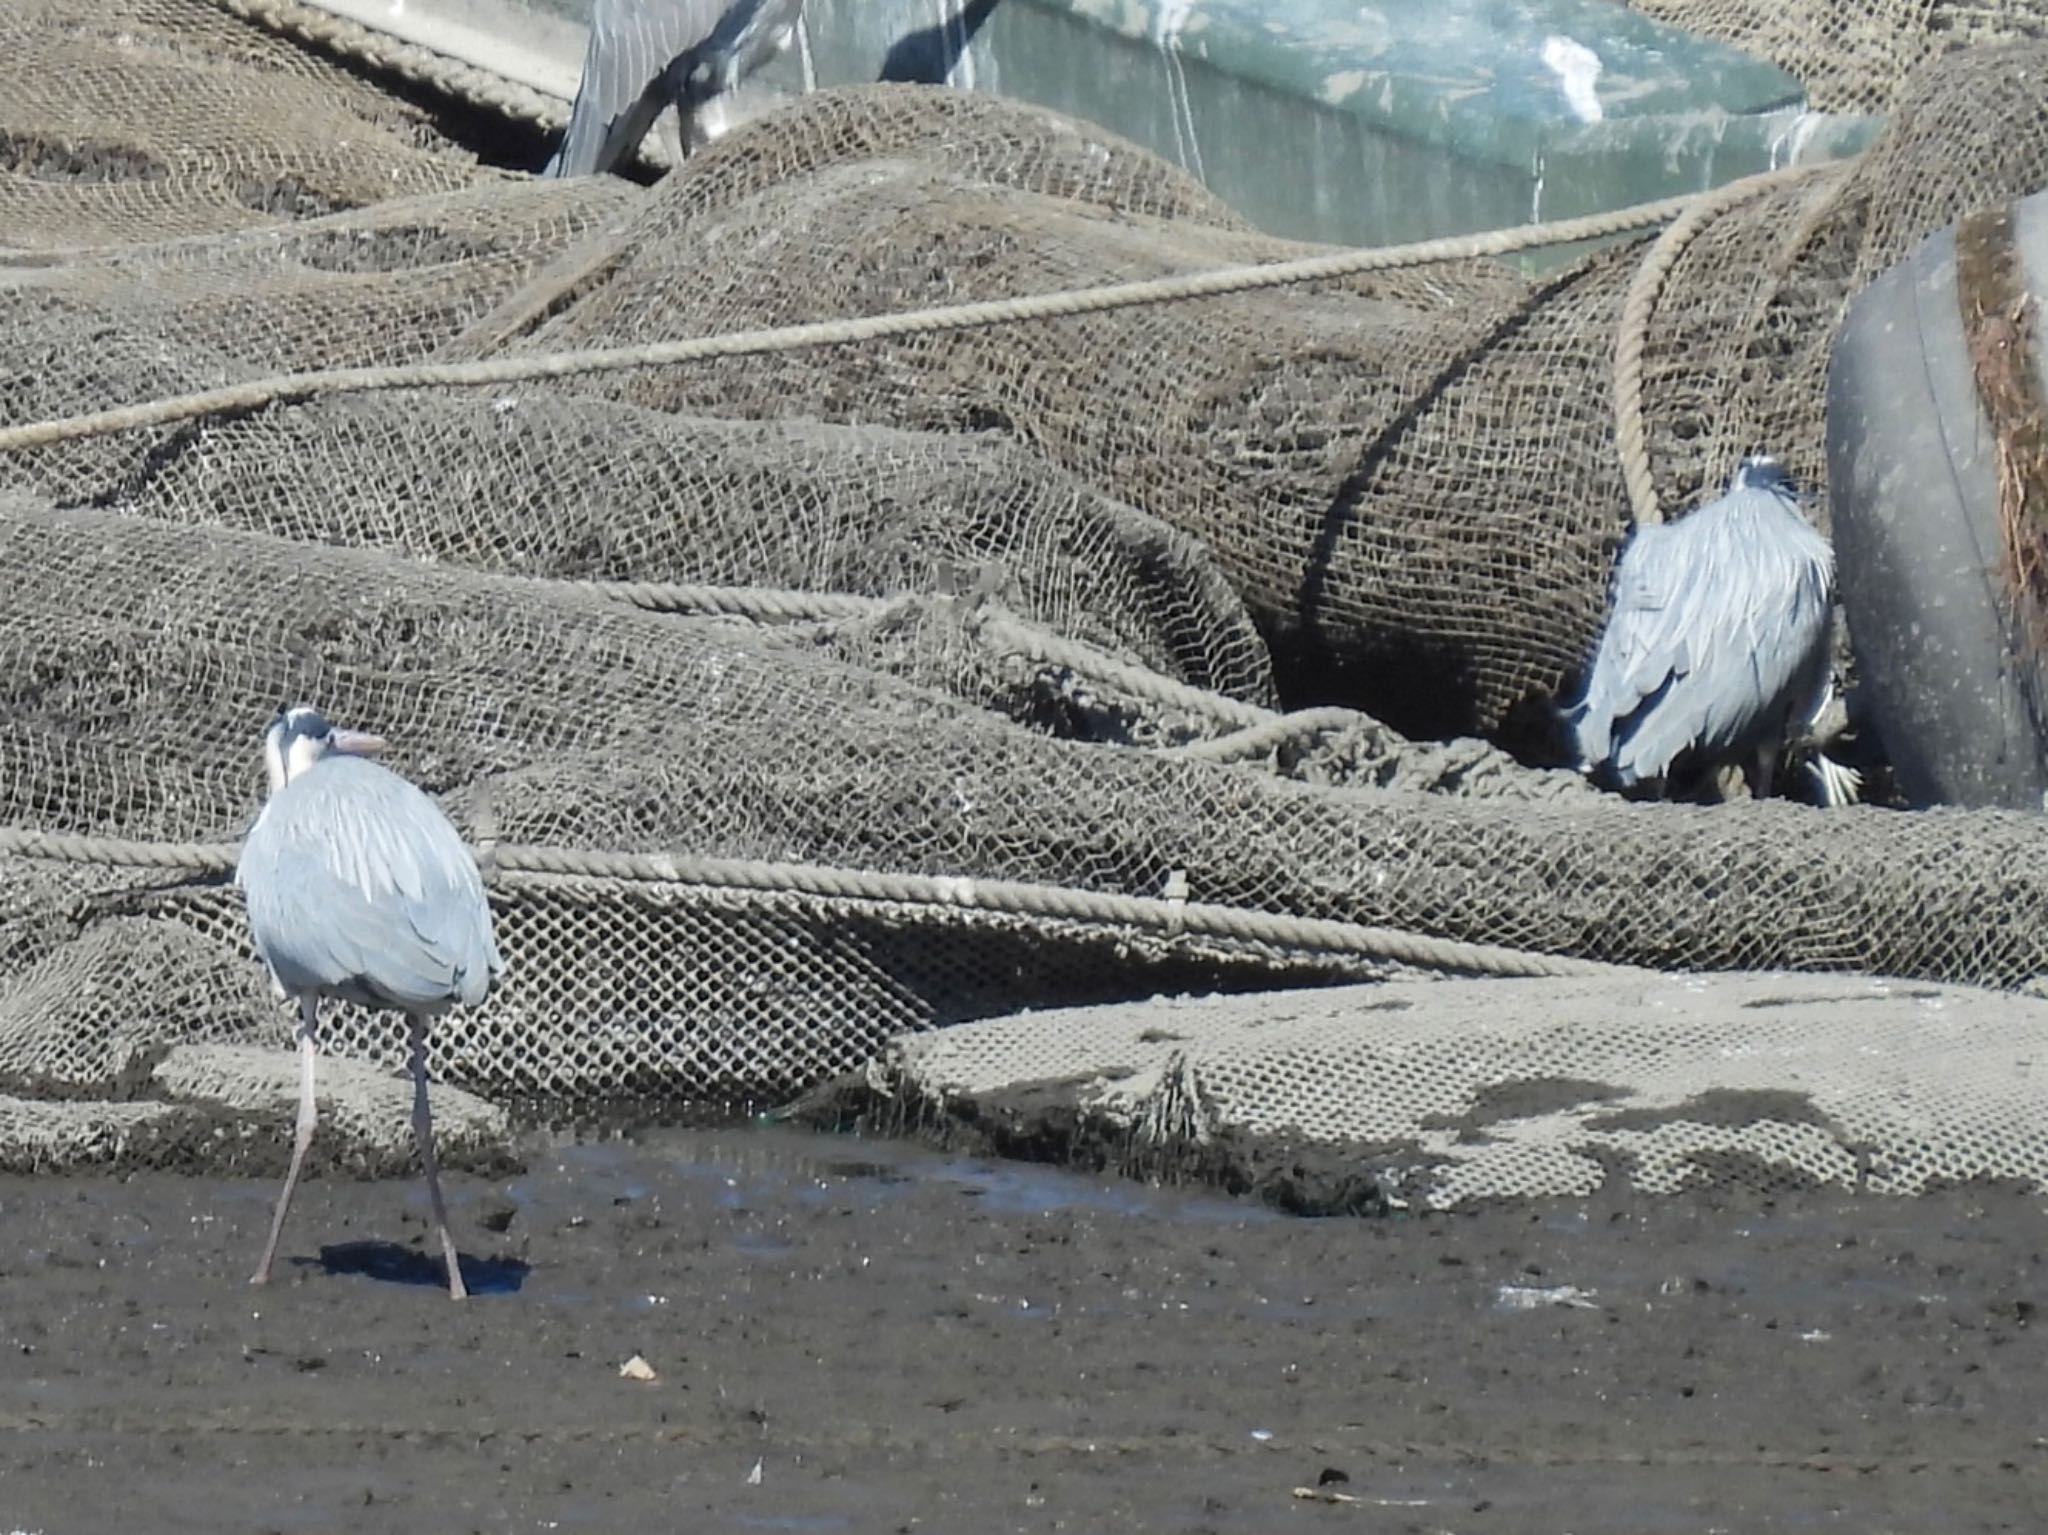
1825,187,2048,811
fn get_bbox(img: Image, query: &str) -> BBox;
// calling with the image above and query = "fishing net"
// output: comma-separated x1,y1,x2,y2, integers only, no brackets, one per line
839,971,2048,1207
1628,0,2048,115
3,0,2047,1197
0,0,515,250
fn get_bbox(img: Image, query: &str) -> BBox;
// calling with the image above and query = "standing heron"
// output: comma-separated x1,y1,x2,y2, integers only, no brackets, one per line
237,706,504,1300
543,0,810,179
1570,456,1858,805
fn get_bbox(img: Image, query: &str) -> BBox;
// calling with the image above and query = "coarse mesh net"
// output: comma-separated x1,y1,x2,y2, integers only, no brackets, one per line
1626,0,2048,115
2,0,2046,1198
0,0,515,250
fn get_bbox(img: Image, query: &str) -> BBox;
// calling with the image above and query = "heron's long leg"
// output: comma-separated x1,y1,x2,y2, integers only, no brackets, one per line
1753,743,1776,802
251,995,320,1285
407,1014,467,1301
795,13,816,93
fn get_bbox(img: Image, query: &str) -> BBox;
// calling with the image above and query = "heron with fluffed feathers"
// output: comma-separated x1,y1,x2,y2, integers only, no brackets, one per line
543,0,810,178
237,706,503,1300
1569,455,1862,807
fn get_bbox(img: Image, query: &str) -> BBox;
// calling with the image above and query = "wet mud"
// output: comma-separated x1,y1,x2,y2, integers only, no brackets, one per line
0,1126,2042,1532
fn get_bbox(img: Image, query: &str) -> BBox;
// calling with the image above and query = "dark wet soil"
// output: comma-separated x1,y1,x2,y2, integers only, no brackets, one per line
1,1126,2043,1532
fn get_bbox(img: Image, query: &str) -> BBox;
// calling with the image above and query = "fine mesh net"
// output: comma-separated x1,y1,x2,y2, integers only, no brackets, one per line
851,973,2048,1206
4,0,2048,1196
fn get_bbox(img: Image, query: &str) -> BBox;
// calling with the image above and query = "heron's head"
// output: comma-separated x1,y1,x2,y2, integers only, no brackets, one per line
1731,455,1796,498
263,704,387,794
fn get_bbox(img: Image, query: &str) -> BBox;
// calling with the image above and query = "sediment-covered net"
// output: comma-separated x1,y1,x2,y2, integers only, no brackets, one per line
3,0,2046,1195
837,972,2048,1207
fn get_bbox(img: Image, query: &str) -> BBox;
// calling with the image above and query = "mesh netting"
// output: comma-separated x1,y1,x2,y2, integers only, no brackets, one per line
457,36,2048,736
0,0,513,249
1627,0,2048,115
11,489,2048,1120
849,972,2048,1205
4,0,2048,1188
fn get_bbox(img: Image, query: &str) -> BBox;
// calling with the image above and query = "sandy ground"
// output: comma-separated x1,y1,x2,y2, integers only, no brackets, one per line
0,1126,2042,1533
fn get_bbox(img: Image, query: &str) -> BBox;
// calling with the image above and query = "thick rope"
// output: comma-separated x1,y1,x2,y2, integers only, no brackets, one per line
212,0,572,136
0,194,1706,457
0,826,1618,981
577,579,876,624
0,830,238,875
1610,163,1827,527
573,579,1271,727
1168,707,1371,763
961,607,1271,729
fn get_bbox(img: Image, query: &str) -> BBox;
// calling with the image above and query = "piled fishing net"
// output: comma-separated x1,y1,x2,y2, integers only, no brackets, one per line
453,32,2048,736
3,0,2047,1196
0,0,518,249
1627,0,2048,115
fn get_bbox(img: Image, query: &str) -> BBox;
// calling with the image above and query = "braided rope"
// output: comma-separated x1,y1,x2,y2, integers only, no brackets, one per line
0,829,238,875
960,607,1271,729
1611,163,1827,527
572,579,1270,727
212,0,573,134
0,193,1708,457
1168,707,1372,762
577,579,875,624
0,826,1619,981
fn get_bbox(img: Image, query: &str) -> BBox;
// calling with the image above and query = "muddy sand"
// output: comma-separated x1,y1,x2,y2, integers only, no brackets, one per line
1,1126,2042,1532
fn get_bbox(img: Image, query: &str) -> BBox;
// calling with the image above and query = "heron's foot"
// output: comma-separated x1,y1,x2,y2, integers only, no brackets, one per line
249,1268,271,1286
1808,751,1864,809
446,1260,469,1302
1710,764,1753,803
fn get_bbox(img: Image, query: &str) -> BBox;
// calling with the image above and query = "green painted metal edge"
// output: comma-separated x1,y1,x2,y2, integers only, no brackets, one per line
1046,0,1808,169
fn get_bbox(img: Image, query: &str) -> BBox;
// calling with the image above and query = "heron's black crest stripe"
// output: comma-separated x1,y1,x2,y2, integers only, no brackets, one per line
1734,456,1796,497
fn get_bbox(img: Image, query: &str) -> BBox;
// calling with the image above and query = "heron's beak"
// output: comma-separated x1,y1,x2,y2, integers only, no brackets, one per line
331,729,389,757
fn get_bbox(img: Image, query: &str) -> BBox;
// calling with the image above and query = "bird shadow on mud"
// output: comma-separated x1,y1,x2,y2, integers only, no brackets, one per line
300,1242,531,1295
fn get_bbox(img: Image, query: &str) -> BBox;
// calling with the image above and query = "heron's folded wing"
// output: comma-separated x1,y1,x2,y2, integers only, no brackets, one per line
1647,492,1834,763
1575,525,1691,772
239,760,500,1011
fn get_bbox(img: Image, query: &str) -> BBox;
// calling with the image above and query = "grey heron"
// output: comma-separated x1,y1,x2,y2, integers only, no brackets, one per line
1570,456,1858,805
878,0,1004,86
237,706,504,1300
543,0,809,178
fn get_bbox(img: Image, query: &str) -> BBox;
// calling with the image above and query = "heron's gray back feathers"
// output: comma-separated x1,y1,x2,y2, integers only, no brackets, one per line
1575,482,1834,787
237,755,502,1015
545,0,805,177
